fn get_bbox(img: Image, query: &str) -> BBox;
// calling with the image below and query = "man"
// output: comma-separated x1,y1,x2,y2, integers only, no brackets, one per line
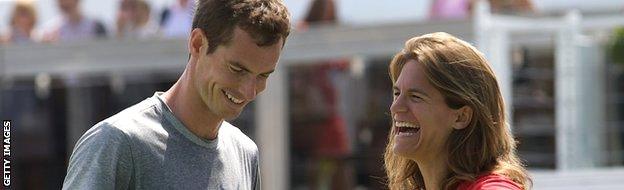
62,0,291,189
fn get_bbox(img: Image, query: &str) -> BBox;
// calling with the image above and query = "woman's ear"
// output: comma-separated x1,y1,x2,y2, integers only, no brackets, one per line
453,106,473,130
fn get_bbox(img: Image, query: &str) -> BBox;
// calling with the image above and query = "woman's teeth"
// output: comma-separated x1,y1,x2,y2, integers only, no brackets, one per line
395,121,420,136
395,121,419,128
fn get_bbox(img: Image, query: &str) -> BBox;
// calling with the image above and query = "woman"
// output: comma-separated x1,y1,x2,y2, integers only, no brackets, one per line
384,32,530,190
1,0,38,44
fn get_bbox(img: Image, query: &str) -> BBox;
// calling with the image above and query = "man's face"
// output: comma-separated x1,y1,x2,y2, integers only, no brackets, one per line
193,27,283,120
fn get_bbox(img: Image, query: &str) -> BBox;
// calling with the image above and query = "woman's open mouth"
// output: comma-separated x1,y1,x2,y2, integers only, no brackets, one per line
395,121,420,136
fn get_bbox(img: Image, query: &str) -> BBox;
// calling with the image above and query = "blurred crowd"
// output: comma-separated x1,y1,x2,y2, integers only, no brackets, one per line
0,0,195,45
0,0,536,45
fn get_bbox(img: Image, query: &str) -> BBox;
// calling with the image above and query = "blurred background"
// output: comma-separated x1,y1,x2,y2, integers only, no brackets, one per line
1,0,624,189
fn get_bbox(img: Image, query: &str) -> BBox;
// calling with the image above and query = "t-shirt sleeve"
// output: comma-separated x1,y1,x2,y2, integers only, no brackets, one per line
62,122,134,190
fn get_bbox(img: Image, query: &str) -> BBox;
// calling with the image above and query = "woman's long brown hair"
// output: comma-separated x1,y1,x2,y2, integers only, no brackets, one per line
384,32,530,190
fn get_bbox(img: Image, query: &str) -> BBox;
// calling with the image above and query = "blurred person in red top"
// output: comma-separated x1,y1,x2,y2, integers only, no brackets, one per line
384,32,531,190
290,0,354,189
1,0,38,44
297,0,337,30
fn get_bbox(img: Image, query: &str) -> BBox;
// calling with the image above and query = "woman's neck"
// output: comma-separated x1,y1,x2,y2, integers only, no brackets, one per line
415,154,449,190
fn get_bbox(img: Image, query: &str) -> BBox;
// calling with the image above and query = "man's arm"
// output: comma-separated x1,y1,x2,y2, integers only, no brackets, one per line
62,122,134,190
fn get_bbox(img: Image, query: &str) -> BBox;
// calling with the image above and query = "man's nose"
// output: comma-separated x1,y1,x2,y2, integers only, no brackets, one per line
241,78,257,101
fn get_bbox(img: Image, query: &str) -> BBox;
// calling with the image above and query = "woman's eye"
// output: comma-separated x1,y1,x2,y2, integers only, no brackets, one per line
393,92,400,97
410,94,423,100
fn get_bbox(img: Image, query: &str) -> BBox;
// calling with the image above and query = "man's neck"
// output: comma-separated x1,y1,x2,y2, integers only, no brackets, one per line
162,69,222,140
416,153,449,190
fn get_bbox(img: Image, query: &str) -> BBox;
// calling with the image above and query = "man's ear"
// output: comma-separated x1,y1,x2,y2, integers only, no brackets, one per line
453,106,473,130
189,28,208,58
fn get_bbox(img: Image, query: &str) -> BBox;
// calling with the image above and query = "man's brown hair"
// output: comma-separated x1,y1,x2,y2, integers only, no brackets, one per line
192,0,291,54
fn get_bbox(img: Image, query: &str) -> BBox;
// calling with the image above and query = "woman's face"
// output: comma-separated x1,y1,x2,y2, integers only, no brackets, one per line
12,9,35,32
390,60,459,161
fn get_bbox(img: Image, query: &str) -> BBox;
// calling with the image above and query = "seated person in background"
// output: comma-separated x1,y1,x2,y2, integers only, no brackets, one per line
116,0,159,39
1,0,38,44
42,0,107,42
429,0,535,19
159,0,194,38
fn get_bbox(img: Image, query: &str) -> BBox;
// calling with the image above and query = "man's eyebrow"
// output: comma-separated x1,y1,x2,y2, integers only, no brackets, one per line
229,61,251,72
229,61,274,75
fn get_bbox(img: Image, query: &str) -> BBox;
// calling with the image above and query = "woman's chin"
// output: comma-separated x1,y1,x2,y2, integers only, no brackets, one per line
392,143,419,159
392,131,421,158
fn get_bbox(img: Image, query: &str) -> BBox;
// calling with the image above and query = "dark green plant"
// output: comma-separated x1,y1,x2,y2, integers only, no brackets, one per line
608,27,624,65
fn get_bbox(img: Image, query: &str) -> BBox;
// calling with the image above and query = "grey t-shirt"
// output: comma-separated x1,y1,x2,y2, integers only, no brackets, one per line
62,92,260,190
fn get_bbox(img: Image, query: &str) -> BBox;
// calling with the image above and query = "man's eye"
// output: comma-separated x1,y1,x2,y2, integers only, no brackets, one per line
393,92,400,97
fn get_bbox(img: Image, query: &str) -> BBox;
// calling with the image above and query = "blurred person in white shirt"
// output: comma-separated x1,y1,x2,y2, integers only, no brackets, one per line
41,0,108,42
159,0,194,39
